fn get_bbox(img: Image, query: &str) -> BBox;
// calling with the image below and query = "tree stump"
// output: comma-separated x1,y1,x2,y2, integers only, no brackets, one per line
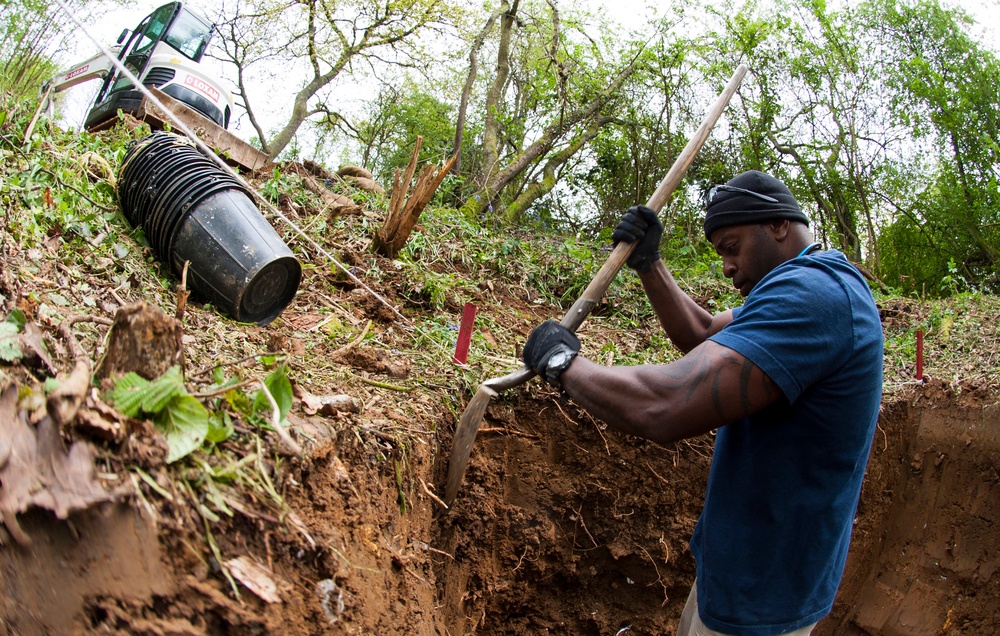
373,136,458,258
94,302,184,381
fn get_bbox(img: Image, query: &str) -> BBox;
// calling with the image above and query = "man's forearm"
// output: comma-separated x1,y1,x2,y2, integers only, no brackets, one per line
558,342,781,446
639,261,717,353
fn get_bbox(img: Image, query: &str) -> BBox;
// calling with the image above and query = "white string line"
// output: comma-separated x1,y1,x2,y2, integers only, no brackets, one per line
51,0,414,329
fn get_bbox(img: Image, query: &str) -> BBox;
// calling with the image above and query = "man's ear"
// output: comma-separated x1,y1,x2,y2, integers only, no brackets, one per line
767,219,791,241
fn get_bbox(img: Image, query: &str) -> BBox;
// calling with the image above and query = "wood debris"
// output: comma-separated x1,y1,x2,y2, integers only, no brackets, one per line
0,384,112,546
373,135,458,258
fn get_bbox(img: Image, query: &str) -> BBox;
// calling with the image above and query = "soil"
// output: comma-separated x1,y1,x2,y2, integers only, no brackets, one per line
4,309,999,636
2,152,999,634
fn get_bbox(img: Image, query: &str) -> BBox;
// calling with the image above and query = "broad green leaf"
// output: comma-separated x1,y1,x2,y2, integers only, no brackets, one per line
155,395,209,463
5,310,26,329
141,366,185,413
109,372,150,418
0,322,22,362
254,366,292,421
206,411,235,444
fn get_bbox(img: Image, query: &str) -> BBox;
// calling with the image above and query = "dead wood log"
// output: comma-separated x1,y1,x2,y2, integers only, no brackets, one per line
303,159,336,181
373,136,458,258
341,175,385,195
337,165,374,180
285,163,362,216
47,314,113,427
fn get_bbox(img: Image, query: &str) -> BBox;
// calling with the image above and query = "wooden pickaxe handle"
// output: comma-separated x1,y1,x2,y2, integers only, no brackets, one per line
560,63,749,333
444,64,749,506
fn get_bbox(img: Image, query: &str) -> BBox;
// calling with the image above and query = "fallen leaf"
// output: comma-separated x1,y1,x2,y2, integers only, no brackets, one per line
0,322,21,363
480,327,497,347
224,556,282,604
47,292,70,307
329,454,353,487
299,391,359,416
0,383,112,544
19,321,55,373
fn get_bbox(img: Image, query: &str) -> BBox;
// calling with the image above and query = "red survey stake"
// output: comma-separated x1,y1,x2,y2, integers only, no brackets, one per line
453,302,478,364
916,329,923,381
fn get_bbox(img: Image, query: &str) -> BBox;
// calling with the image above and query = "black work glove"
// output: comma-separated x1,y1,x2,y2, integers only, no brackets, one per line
612,205,662,273
523,320,580,387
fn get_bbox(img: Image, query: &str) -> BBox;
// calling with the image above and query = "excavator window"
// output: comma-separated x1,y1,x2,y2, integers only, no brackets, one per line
132,4,173,57
164,10,213,61
105,3,181,95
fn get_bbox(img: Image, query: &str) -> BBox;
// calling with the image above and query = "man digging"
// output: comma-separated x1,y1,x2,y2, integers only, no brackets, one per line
522,170,884,636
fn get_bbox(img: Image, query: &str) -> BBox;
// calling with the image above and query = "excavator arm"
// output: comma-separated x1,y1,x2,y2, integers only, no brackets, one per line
41,45,123,96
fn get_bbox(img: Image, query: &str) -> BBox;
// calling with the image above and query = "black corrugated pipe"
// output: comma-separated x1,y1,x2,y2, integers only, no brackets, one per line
118,131,301,325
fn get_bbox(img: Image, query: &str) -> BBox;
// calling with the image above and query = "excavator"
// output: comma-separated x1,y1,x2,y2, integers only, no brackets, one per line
43,2,268,171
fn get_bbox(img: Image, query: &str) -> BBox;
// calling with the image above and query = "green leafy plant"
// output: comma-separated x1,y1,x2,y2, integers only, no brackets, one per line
260,167,291,203
398,261,462,310
0,310,27,362
252,364,294,425
109,366,209,462
939,257,970,296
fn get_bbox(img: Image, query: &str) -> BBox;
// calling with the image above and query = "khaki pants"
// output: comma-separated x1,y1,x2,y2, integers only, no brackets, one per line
677,583,817,636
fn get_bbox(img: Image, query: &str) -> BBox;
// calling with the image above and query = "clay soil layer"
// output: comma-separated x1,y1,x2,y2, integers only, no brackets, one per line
2,380,998,635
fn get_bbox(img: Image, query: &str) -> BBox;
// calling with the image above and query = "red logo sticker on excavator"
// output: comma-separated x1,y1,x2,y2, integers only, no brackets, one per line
184,75,220,103
66,65,90,80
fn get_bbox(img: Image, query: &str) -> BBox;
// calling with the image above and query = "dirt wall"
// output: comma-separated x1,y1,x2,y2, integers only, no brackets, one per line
434,383,1000,636
821,388,1000,635
2,383,998,635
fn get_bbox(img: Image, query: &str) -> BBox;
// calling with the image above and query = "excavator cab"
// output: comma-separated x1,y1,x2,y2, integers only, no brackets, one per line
85,2,232,130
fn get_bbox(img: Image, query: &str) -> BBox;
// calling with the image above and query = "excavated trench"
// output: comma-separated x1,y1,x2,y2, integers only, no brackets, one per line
2,383,997,635
435,385,1000,635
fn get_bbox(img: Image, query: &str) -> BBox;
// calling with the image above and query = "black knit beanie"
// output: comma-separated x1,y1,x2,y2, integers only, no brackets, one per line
703,170,810,240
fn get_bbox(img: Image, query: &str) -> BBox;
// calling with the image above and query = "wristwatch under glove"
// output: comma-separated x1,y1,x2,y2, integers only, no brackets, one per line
612,205,663,273
523,320,580,387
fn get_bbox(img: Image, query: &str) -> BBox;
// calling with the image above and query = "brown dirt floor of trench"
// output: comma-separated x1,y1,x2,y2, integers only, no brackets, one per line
2,376,999,636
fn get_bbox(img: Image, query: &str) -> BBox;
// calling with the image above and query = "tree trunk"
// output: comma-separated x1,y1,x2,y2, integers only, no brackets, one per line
503,123,603,223
461,57,640,219
480,0,519,183
453,7,505,177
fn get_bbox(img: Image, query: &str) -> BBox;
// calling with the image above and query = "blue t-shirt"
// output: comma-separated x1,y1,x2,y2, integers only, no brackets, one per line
693,249,883,635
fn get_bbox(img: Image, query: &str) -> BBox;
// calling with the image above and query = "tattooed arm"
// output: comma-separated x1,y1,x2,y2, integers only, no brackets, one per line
559,341,782,445
638,260,735,354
